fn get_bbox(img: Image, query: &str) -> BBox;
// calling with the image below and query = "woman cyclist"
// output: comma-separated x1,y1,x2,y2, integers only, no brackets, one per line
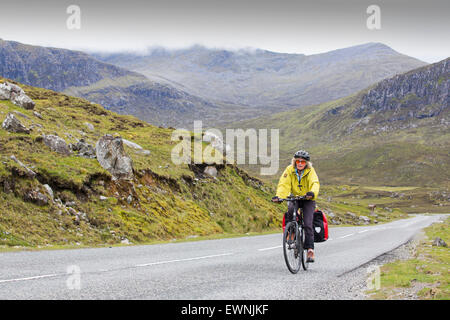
272,150,320,262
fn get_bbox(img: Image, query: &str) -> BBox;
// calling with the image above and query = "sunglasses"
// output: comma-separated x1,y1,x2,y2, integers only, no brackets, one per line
296,160,306,165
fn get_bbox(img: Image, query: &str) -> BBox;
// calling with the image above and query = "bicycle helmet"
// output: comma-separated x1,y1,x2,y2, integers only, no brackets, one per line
294,150,310,161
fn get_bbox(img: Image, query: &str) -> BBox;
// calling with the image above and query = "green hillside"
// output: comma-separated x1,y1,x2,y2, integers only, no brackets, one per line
0,78,286,248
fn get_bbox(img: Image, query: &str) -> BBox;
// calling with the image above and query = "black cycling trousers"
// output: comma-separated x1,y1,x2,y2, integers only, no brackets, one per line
286,200,315,250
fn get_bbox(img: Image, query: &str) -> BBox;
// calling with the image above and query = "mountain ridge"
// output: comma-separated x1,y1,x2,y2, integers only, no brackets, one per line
0,39,237,128
1,39,427,128
94,42,427,110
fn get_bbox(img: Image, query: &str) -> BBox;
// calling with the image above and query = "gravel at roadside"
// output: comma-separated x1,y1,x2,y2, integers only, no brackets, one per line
332,232,424,299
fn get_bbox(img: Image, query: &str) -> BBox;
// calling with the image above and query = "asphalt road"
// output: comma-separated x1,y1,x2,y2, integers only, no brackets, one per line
0,214,446,299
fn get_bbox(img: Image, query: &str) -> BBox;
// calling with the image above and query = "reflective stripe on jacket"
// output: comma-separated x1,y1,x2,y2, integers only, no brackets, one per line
275,165,320,200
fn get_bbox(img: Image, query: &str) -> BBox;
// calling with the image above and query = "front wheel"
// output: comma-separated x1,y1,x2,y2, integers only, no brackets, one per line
283,221,301,274
299,227,309,271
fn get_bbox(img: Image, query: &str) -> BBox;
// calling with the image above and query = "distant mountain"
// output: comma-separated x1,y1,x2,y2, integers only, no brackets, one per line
233,58,450,188
0,39,233,128
94,42,427,109
0,39,429,129
0,39,129,91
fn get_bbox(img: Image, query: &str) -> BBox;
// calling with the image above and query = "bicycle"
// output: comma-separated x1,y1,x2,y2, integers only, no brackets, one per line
277,196,309,274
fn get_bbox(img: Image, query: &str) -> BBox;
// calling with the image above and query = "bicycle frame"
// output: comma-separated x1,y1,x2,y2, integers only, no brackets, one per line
279,195,307,226
279,195,309,273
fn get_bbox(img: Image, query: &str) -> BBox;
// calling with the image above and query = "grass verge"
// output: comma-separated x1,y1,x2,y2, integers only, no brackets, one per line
366,215,450,300
0,228,281,253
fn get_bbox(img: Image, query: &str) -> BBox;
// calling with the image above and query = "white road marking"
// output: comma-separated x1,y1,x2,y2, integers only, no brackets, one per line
338,233,355,239
135,252,234,267
258,245,282,251
358,229,370,233
0,273,64,284
1,253,235,284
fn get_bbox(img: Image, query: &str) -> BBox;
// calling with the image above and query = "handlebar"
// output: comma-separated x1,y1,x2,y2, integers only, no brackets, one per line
274,196,307,202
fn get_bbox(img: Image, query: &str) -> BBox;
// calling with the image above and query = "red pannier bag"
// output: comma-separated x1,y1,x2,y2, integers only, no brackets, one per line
282,209,328,242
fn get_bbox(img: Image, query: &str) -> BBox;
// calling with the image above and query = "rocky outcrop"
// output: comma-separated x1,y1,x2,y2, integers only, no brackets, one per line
0,87,8,100
53,198,89,224
203,166,218,177
96,135,133,180
353,58,449,121
24,189,49,206
359,215,371,224
0,82,22,99
42,184,54,200
12,93,35,110
2,113,30,133
70,139,96,158
432,237,447,247
0,82,35,109
43,134,72,155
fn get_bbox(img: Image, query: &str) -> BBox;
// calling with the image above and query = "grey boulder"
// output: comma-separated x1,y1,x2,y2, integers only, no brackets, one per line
2,113,30,134
42,184,54,200
0,86,10,100
432,237,448,247
71,139,96,158
24,190,49,206
359,215,371,224
204,166,218,177
96,135,134,180
0,82,35,109
11,93,35,110
0,82,21,100
43,134,72,155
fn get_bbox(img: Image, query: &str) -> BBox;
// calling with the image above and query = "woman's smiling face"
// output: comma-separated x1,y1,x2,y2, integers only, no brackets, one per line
296,159,306,170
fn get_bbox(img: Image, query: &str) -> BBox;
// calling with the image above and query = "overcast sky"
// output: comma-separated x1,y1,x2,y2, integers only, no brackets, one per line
0,0,448,62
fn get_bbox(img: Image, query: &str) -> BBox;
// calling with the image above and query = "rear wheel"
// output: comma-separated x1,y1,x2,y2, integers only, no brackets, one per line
283,221,301,274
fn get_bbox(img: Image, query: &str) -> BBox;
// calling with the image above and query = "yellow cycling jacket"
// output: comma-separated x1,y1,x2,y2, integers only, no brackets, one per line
275,165,320,200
